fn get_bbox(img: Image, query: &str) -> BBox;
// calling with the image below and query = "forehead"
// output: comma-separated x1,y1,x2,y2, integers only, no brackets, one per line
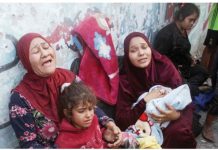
129,36,147,46
74,101,93,109
185,13,198,20
30,37,47,47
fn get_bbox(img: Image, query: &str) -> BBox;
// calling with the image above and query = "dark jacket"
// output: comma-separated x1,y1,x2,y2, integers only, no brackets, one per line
154,22,193,72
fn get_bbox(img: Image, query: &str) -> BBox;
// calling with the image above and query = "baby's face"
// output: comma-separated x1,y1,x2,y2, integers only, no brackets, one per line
103,128,116,143
152,87,169,96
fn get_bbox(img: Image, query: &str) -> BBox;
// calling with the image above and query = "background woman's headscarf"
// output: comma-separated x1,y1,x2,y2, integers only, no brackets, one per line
121,32,182,99
13,33,75,123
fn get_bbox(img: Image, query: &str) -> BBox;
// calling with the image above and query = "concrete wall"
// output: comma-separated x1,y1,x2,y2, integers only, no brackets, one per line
0,3,211,148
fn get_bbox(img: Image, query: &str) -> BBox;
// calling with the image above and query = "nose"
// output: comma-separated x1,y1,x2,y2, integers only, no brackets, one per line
41,48,49,58
191,20,196,27
138,48,145,56
85,110,93,118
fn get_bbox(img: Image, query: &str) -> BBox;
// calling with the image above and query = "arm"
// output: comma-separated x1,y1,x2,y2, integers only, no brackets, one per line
116,86,173,130
9,92,54,148
153,30,172,56
95,106,113,127
115,90,146,131
150,103,181,123
95,106,122,148
172,47,193,67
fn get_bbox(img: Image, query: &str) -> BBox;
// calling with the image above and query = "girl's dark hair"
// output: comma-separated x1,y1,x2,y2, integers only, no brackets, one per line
174,3,200,21
58,81,97,121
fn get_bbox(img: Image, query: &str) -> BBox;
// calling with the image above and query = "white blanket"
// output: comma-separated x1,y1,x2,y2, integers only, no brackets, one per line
132,84,192,145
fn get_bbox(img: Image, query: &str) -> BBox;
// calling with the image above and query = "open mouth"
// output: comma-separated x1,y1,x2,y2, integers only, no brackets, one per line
42,59,52,66
138,58,147,63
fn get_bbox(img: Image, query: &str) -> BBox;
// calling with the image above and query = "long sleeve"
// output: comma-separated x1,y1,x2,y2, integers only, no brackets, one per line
95,106,113,127
115,89,146,131
153,30,173,56
9,92,57,148
9,93,46,148
154,23,192,68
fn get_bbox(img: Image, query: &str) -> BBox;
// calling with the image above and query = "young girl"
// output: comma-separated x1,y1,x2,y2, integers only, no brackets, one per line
56,81,105,148
55,82,138,148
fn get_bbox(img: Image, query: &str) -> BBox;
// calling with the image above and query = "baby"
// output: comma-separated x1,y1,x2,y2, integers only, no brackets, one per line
132,84,192,145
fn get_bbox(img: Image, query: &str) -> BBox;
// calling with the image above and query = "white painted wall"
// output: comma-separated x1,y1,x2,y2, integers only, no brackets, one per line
0,3,211,148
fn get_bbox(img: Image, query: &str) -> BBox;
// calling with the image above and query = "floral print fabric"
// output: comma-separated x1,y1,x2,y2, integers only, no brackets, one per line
9,92,58,148
9,92,112,148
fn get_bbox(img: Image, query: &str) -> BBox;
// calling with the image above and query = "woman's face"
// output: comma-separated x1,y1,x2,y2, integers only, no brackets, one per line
29,37,56,77
70,103,94,129
128,36,152,68
180,13,198,30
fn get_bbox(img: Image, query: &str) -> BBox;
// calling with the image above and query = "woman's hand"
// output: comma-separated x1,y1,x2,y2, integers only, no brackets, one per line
150,103,181,123
143,88,167,103
105,121,122,148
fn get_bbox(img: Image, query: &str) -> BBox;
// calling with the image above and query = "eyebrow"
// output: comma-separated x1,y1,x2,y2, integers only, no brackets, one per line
30,44,39,51
76,105,88,109
30,42,49,51
130,43,147,48
130,45,137,49
141,42,147,45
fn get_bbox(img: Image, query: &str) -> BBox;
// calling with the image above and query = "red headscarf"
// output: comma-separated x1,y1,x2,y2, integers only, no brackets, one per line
13,33,75,123
121,32,182,100
115,32,183,130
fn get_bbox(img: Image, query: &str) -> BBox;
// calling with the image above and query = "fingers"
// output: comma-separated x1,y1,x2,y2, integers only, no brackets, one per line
165,103,175,111
150,113,165,122
106,121,120,134
150,103,178,122
114,126,121,135
151,104,169,122
155,105,167,115
150,114,164,123
107,132,122,148
106,121,122,148
150,112,165,118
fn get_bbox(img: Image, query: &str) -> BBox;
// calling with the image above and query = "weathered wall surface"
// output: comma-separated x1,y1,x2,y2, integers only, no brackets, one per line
0,3,211,148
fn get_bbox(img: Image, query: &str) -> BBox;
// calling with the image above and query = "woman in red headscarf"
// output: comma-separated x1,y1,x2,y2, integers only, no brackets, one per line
9,33,121,148
115,32,196,148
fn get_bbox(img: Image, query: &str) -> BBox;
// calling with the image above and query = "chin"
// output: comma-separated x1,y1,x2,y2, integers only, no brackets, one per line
43,70,56,77
139,63,149,68
81,125,89,129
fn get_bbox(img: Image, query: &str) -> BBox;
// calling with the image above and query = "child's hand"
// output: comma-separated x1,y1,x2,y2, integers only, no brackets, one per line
105,121,122,148
103,128,116,143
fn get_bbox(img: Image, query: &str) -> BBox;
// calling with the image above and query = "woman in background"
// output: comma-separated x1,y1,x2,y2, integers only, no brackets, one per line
154,3,209,97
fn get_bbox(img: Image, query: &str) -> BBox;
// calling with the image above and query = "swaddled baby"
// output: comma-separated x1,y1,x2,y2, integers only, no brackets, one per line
132,84,192,145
